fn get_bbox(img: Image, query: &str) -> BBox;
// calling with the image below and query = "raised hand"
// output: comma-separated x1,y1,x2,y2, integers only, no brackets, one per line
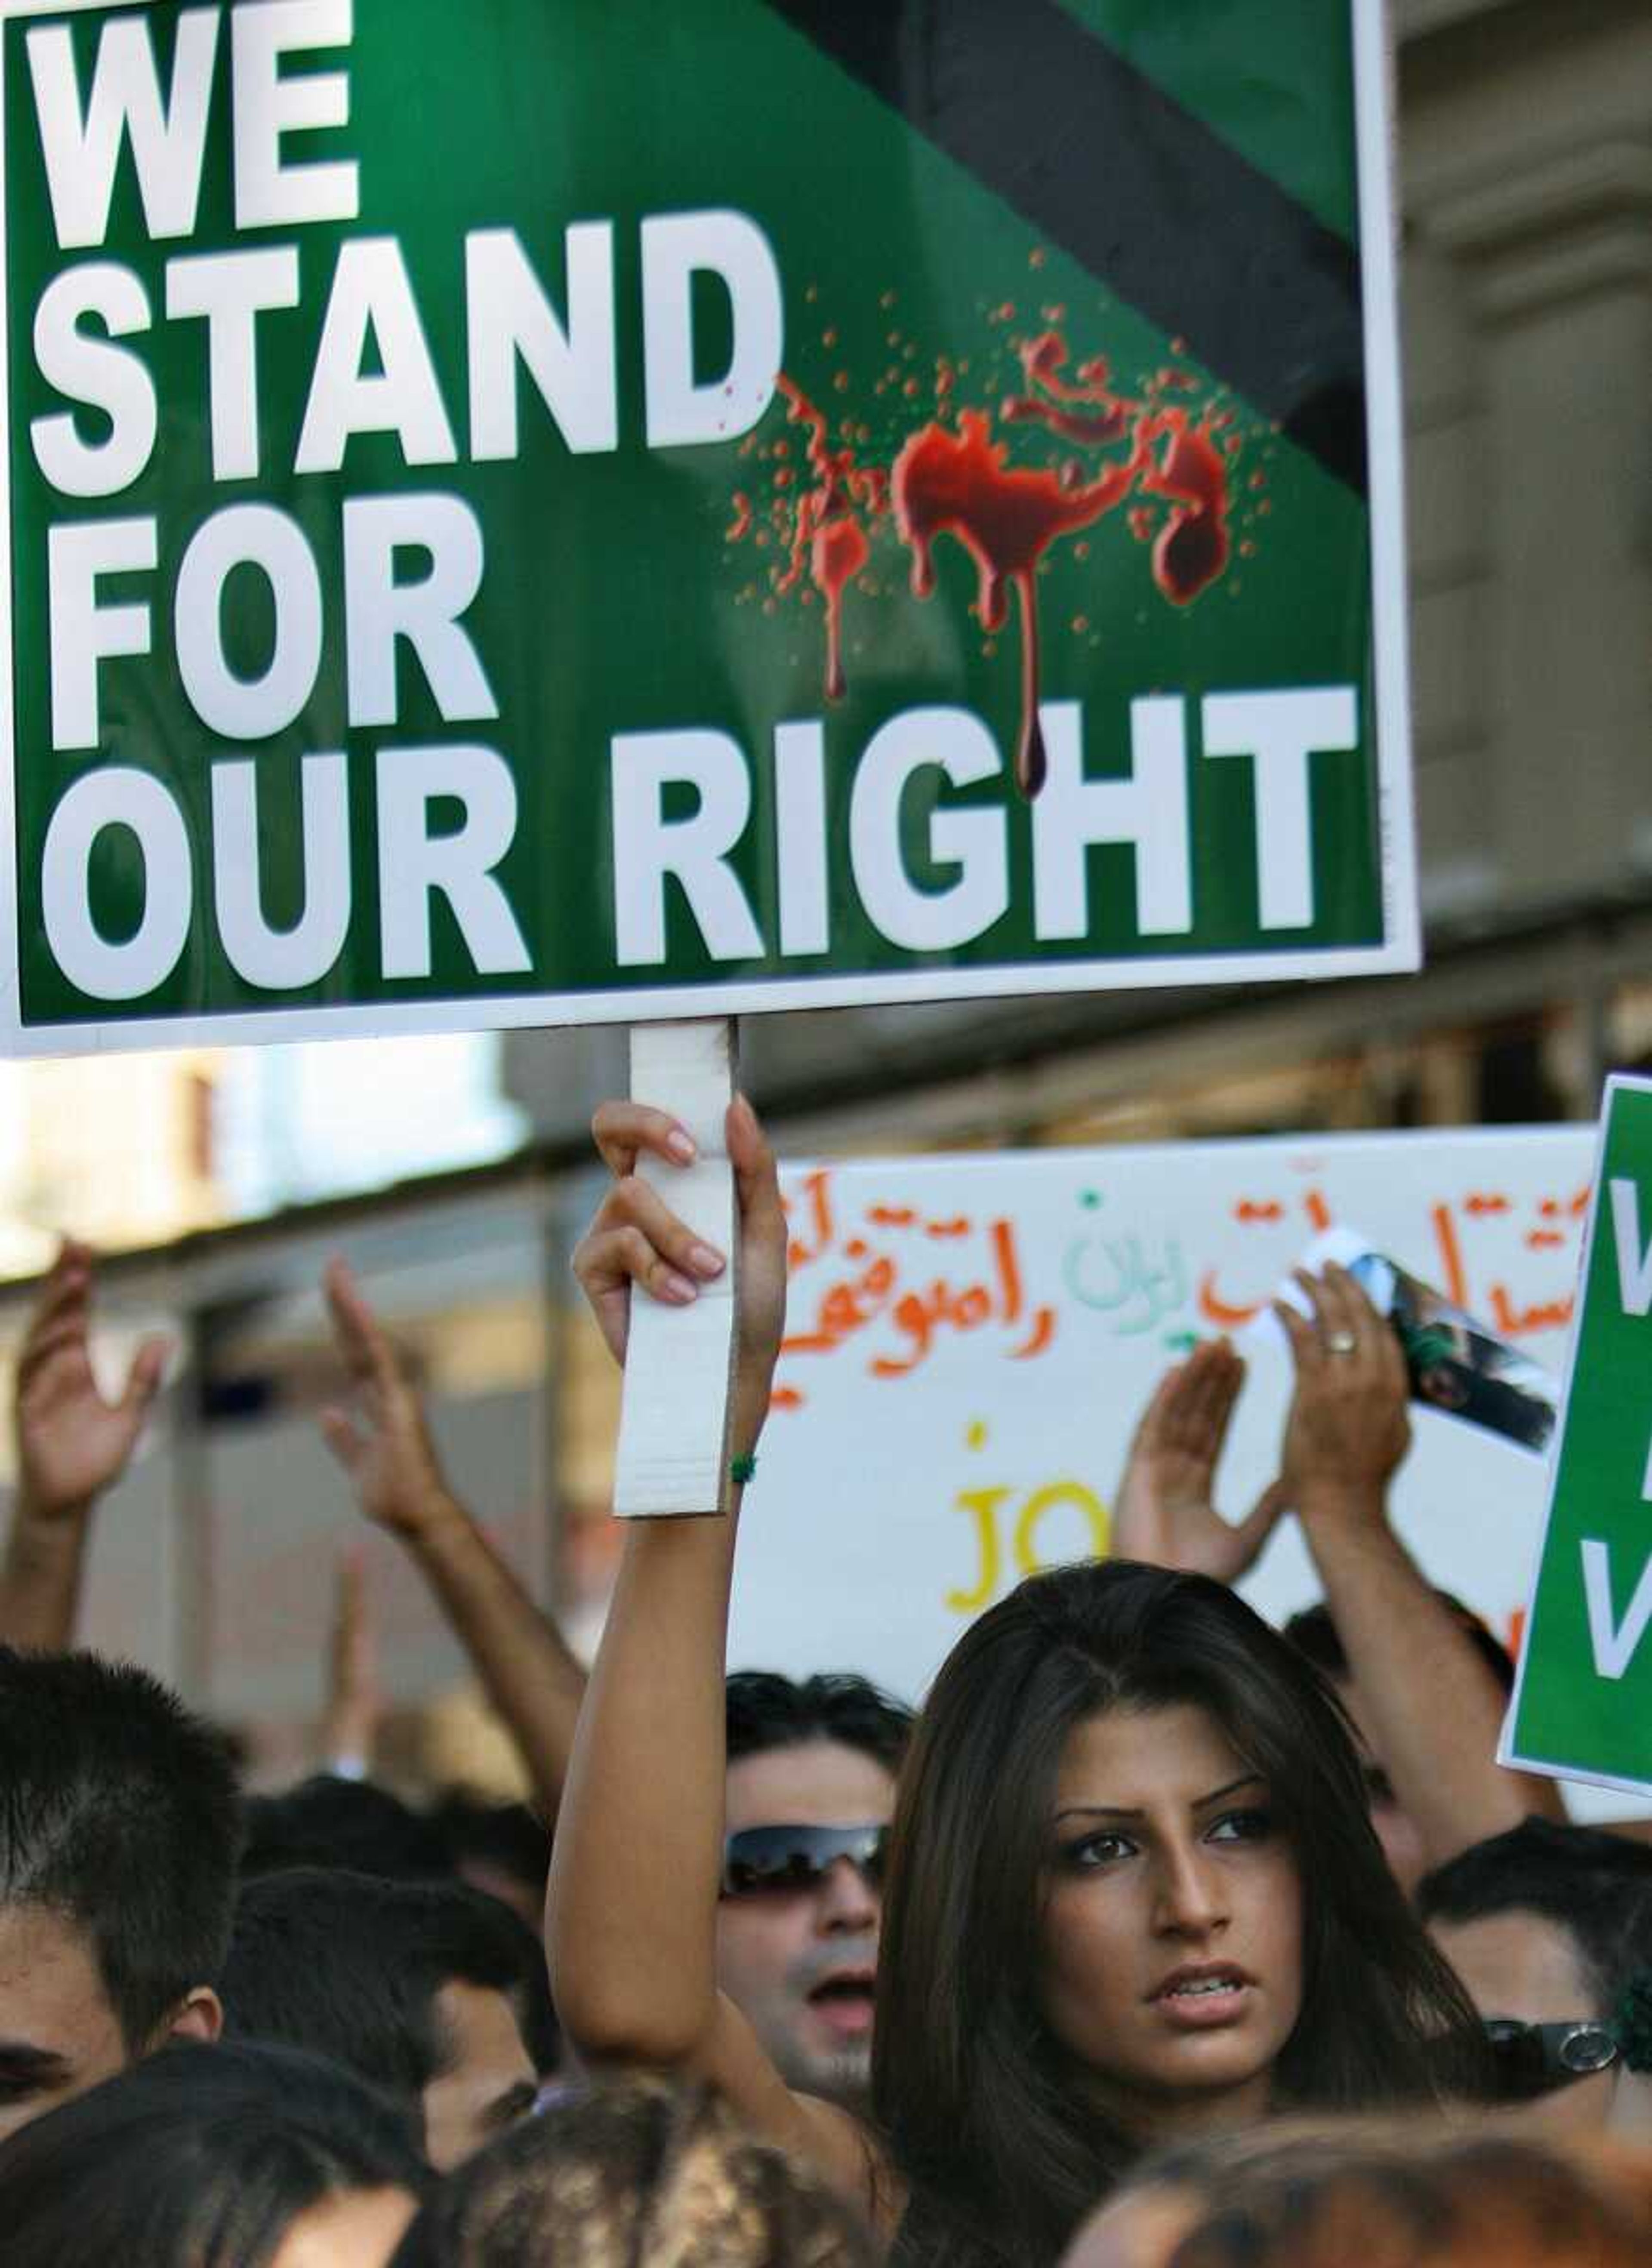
1273,1262,1411,1517
14,1239,167,1521
1112,1338,1288,1584
572,1094,787,1458
318,1258,459,1541
318,1259,589,1820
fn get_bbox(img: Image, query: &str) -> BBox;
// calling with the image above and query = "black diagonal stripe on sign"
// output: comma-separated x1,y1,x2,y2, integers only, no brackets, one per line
761,0,1366,494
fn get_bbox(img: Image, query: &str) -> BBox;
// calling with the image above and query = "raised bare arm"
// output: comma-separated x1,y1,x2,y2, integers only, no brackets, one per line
1277,1262,1563,1870
318,1257,586,1818
546,1096,880,2213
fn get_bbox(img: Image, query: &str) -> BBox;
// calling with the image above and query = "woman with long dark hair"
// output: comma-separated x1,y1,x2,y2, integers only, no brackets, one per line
548,1101,1486,2268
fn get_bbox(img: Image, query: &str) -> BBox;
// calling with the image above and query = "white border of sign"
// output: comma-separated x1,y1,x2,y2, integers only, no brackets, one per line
0,0,1417,1056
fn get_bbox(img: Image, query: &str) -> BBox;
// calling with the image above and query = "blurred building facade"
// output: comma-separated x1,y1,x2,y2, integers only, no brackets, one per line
0,0,1646,1765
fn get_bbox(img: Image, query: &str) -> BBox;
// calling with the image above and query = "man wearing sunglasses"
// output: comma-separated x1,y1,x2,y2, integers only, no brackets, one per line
1418,1818,1652,2133
716,1671,912,2109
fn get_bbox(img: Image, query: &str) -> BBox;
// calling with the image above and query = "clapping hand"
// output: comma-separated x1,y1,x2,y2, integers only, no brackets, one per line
1112,1338,1289,1584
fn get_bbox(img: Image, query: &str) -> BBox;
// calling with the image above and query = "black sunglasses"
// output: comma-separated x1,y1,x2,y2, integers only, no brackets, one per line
1483,2017,1619,2101
720,1823,889,1898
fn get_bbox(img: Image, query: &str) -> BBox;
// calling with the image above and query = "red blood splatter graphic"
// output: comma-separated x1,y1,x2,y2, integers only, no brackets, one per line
1001,330,1135,450
892,411,1136,795
1136,410,1231,604
773,379,883,701
722,291,1253,796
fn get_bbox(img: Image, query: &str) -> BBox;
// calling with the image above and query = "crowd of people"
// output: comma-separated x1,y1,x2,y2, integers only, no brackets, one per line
1,1098,1650,2265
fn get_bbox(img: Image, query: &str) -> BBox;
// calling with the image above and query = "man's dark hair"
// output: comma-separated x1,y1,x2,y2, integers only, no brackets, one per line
1284,1591,1517,1698
222,1868,556,2110
724,1672,912,1776
0,1648,241,2052
1417,1818,1652,2015
428,1794,549,1904
0,2039,426,2268
240,1774,451,1883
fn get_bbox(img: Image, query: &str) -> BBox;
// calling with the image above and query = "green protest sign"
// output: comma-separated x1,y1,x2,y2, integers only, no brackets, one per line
0,0,1415,1052
1504,1078,1652,1794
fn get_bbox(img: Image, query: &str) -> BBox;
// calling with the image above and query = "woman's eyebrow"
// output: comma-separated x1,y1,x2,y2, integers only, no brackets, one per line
1194,1772,1267,1809
1053,1773,1265,1824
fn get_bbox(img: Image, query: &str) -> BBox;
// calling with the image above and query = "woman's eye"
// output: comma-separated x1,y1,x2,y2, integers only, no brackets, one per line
1062,1830,1135,1869
1208,1808,1274,1845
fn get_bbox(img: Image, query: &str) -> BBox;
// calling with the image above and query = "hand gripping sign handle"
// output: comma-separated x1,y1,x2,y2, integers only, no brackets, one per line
611,1019,740,1519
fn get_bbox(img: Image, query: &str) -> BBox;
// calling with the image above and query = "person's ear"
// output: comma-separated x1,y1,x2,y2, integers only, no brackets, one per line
163,1987,224,2046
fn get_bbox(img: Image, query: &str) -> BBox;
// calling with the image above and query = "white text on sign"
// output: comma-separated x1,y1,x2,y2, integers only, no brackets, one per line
612,691,1360,962
1581,1175,1652,1679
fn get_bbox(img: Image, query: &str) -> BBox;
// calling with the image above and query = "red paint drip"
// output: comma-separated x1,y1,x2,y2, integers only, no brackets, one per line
1136,410,1231,604
892,410,1136,796
772,377,881,702
724,325,1240,780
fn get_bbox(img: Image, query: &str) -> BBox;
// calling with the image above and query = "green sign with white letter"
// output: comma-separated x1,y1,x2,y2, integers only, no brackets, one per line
1504,1078,1652,1795
0,0,1415,1052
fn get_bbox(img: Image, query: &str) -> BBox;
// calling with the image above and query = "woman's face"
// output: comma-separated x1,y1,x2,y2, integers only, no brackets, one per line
1037,1700,1303,2135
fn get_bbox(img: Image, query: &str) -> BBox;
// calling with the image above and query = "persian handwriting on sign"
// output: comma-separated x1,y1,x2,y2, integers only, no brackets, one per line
1193,1182,1589,1340
1429,1187,1590,1337
772,1172,1057,1408
1198,1187,1334,1327
1063,1227,1189,1336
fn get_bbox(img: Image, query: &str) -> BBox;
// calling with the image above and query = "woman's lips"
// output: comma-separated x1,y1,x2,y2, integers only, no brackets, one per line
1148,1964,1255,2028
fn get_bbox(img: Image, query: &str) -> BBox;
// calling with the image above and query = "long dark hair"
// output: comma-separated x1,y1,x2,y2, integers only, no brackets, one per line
871,1561,1488,2268
0,2040,427,2268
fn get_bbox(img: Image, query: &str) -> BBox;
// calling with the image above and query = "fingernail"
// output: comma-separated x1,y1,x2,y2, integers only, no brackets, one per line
688,1243,725,1279
660,1270,698,1303
666,1128,696,1162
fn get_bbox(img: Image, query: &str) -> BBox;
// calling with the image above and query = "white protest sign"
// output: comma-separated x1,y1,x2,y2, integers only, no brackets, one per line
735,1127,1593,1727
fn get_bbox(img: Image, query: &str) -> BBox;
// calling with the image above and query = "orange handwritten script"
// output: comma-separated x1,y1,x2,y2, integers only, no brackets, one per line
1428,1184,1590,1338
1197,1186,1335,1329
773,1173,1057,1407
1190,1177,1590,1341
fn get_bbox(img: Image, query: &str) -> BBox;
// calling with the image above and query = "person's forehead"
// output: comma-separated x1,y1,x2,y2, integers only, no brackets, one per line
435,1987,526,2059
432,1977,531,2070
724,1740,895,1833
1054,1701,1251,1812
1429,1908,1596,2020
0,1901,123,2063
0,1902,111,2006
